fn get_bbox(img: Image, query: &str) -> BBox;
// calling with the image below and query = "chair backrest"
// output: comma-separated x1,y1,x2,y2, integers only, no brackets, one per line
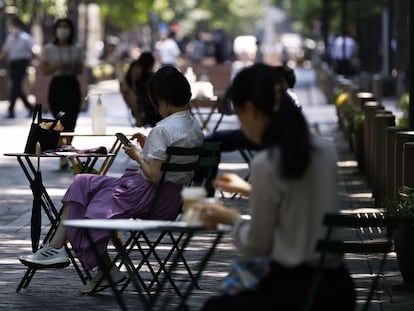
196,141,221,185
145,145,202,218
304,212,393,311
145,142,221,218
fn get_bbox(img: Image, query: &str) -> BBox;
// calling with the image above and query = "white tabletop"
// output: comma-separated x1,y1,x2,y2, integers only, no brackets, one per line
63,218,197,231
63,218,232,232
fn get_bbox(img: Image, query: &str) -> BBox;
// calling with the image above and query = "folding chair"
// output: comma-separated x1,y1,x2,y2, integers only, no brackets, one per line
86,142,218,296
78,144,200,294
303,212,393,311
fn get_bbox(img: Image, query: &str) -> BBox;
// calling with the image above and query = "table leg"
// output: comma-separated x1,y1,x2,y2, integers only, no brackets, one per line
174,231,224,310
15,155,90,292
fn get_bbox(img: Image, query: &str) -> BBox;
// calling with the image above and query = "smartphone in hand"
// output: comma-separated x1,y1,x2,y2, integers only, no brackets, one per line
116,132,130,146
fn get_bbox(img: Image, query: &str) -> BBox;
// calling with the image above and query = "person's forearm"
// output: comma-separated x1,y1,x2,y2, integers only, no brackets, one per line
239,183,252,197
139,161,162,184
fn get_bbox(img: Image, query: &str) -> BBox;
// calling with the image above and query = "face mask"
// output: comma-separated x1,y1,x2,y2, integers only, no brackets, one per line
56,27,70,40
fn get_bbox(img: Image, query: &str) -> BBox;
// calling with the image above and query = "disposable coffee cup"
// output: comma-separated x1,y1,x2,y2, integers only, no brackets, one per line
184,197,223,226
181,187,207,225
181,187,207,213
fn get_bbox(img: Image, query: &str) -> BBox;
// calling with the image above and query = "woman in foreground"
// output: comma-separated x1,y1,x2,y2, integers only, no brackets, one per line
196,64,355,310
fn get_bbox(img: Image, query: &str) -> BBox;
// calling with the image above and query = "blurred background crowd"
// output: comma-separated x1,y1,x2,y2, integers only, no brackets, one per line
0,0,410,114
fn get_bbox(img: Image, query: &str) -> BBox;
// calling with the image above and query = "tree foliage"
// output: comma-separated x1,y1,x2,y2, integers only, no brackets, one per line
8,0,387,39
270,0,386,37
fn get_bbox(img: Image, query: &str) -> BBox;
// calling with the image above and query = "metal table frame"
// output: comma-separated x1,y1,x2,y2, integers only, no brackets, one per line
64,219,226,311
4,152,116,292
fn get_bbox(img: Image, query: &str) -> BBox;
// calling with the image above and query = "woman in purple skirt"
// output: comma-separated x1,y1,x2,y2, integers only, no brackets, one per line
19,66,204,293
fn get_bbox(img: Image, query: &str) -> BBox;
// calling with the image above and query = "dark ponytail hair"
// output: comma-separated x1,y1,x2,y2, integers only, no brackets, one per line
226,63,312,180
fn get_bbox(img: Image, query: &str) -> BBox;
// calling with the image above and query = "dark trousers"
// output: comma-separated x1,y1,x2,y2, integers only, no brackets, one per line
333,59,354,77
8,59,32,113
202,263,356,311
48,75,81,132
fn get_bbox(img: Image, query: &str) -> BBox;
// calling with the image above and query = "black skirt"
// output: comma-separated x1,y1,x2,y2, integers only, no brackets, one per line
48,75,81,132
202,262,355,311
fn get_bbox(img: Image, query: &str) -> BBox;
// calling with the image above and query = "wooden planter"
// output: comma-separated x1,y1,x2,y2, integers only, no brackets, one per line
351,128,364,172
393,224,414,284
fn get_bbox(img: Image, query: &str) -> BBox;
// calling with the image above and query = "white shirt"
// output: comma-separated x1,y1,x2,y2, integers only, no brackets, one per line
330,36,357,60
233,136,343,268
42,43,84,76
2,30,33,61
156,38,181,65
141,109,204,184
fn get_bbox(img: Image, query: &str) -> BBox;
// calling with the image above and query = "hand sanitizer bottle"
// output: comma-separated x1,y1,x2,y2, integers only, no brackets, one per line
92,94,107,134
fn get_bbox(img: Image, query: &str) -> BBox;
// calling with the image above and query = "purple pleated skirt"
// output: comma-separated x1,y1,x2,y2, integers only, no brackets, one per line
63,168,182,270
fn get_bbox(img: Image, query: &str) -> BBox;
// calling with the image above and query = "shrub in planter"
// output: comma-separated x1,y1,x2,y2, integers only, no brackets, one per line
396,93,409,128
381,186,414,283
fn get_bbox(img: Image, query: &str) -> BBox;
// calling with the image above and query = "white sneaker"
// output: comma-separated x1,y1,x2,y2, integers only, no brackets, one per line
80,266,127,294
19,244,70,268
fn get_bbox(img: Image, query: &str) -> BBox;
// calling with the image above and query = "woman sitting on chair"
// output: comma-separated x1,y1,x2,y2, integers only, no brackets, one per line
195,64,355,310
119,51,162,127
19,66,204,293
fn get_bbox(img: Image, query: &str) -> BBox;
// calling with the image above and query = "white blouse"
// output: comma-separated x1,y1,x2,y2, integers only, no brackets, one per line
141,109,203,184
233,136,343,268
42,43,84,76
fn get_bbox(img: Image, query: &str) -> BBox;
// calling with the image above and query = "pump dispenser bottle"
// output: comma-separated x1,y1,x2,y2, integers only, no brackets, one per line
92,94,107,134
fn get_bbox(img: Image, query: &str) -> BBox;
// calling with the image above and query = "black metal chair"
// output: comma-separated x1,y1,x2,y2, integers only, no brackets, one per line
303,212,393,311
99,142,221,296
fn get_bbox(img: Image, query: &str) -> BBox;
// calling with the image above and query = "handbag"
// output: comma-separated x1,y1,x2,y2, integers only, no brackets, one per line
220,257,270,295
24,104,66,154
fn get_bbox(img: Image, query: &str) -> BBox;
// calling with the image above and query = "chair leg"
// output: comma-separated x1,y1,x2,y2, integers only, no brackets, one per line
65,244,92,284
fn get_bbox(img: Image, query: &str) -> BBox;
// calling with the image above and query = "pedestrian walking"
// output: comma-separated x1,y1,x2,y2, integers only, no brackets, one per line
0,16,34,118
330,33,359,77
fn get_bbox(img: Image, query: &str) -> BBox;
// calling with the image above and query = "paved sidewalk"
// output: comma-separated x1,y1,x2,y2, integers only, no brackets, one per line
0,71,413,310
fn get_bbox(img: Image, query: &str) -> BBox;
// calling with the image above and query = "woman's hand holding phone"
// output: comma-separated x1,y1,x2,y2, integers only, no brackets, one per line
116,132,146,165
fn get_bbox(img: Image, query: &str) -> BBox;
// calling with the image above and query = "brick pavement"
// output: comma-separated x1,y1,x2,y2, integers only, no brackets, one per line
1,74,414,310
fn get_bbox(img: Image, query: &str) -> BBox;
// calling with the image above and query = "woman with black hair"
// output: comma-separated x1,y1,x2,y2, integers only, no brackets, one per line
119,51,161,127
41,17,84,133
195,64,355,310
19,66,203,294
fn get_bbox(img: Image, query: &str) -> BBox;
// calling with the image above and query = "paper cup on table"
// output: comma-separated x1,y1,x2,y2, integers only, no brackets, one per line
181,187,207,225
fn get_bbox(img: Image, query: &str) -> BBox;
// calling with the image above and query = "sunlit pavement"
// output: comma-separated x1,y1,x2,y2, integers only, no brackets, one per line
0,67,413,310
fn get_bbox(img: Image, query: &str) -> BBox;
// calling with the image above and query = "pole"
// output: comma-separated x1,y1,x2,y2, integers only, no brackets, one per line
0,1,5,48
321,0,330,63
341,0,347,75
409,0,414,128
382,1,390,76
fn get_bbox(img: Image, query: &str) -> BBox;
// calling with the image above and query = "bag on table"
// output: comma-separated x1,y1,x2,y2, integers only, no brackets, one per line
24,104,66,154
220,257,270,295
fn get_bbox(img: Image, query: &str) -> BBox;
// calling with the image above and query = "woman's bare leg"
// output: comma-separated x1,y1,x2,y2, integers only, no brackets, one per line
49,203,69,248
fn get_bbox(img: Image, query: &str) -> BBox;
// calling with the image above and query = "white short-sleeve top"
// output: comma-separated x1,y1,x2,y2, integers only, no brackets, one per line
141,109,203,184
42,43,84,76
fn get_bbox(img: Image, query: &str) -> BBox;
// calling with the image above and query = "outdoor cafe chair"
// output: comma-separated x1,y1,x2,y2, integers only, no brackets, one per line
92,141,221,296
303,212,393,311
